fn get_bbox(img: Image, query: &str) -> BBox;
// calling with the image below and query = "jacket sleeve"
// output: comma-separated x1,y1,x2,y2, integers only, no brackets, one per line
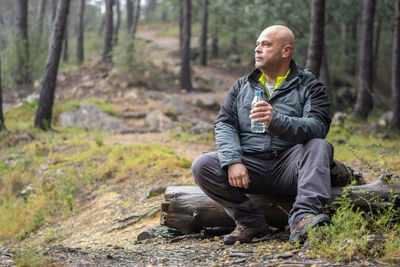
214,78,245,168
267,75,331,144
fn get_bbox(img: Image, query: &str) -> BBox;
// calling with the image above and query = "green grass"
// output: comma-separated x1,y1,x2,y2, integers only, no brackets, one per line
0,123,191,242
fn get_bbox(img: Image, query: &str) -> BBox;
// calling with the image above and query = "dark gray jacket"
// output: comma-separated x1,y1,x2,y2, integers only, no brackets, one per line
215,60,331,168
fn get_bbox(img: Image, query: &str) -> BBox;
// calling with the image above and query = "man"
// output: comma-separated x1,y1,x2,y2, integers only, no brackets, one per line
191,25,333,245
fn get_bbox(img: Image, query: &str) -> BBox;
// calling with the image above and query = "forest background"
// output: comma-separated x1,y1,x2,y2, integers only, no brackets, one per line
0,0,400,266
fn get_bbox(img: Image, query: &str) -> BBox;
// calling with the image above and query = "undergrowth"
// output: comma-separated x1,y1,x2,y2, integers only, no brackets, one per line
0,127,191,242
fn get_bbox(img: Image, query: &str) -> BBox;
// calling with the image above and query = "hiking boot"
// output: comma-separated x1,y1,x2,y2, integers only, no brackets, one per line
289,213,330,244
223,223,271,245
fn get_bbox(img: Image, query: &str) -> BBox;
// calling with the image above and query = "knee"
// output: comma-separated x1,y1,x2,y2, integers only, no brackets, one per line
191,153,217,185
306,138,333,156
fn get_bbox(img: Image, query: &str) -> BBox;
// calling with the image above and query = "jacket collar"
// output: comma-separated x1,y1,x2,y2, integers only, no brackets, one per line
249,60,299,89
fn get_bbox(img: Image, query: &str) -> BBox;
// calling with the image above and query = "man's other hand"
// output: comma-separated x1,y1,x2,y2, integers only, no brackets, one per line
228,163,249,189
250,101,274,127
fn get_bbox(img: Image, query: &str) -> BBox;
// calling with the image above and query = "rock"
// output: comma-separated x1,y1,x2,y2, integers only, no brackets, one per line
81,80,95,89
25,93,39,103
194,98,220,111
368,111,393,132
164,95,190,116
187,121,214,137
18,184,35,198
59,102,126,133
145,110,178,132
140,186,167,201
331,112,347,126
57,73,67,82
147,91,164,101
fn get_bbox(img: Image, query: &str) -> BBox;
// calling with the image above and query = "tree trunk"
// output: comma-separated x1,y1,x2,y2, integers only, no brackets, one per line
180,0,193,91
161,176,399,234
130,0,140,38
62,17,69,62
179,1,183,51
345,14,358,76
37,0,47,36
14,0,31,85
319,43,331,103
373,15,381,80
34,0,70,130
114,0,121,45
0,55,5,131
102,0,113,62
211,35,218,59
126,0,134,33
393,0,400,130
199,0,208,66
305,0,325,78
353,0,376,119
52,0,58,23
98,16,105,37
77,0,85,64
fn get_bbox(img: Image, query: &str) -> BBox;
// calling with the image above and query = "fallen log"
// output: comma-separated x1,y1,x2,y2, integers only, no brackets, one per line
160,175,400,234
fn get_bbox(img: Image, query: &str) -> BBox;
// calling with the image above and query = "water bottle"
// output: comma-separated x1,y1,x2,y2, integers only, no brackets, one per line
251,91,265,133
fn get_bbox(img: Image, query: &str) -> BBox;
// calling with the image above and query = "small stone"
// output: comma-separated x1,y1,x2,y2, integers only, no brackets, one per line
214,236,220,241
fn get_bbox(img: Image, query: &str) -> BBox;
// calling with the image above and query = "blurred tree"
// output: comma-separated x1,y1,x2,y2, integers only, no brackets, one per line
180,0,192,91
102,0,113,62
130,0,141,38
199,0,208,66
37,0,47,36
77,0,85,64
353,0,376,119
114,0,120,45
34,0,70,130
126,0,134,33
14,0,31,85
305,0,325,78
63,17,69,62
393,0,400,130
52,0,58,23
345,13,358,76
0,55,5,131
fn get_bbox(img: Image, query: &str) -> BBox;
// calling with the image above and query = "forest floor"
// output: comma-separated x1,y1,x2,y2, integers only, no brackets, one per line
2,24,399,266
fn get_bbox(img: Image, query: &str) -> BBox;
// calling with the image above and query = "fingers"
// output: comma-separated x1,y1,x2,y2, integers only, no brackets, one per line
228,163,250,189
250,102,274,127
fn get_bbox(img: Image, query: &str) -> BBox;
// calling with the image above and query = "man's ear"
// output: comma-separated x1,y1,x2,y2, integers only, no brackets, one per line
282,45,293,58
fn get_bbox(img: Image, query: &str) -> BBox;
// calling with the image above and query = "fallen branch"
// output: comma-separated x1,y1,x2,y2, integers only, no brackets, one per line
107,206,160,233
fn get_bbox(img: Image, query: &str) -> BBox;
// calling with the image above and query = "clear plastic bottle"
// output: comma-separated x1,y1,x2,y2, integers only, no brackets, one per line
251,91,265,133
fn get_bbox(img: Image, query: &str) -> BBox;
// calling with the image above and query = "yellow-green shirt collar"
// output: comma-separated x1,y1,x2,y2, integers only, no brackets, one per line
258,68,291,90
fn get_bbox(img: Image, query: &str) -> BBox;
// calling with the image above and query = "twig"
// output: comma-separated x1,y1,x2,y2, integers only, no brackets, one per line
167,233,201,243
106,206,160,233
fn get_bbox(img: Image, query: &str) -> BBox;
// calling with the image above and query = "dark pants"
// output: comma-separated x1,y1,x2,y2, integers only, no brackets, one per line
191,138,334,230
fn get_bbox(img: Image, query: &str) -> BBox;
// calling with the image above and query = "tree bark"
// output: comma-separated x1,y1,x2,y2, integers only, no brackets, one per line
161,176,400,234
0,55,5,131
353,0,376,119
179,1,183,51
345,14,358,76
102,0,113,62
77,0,85,64
130,0,140,38
37,0,47,36
199,0,208,66
319,43,331,103
211,35,218,59
62,17,69,62
373,15,381,80
393,0,400,130
114,0,121,45
14,0,31,85
305,0,325,78
52,0,58,23
126,0,134,33
180,0,193,91
34,0,70,130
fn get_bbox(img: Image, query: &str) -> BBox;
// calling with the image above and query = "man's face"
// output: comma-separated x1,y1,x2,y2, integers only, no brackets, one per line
254,29,283,72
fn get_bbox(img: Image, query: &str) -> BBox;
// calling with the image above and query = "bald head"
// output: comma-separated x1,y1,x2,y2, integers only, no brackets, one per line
254,25,295,81
261,25,295,47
